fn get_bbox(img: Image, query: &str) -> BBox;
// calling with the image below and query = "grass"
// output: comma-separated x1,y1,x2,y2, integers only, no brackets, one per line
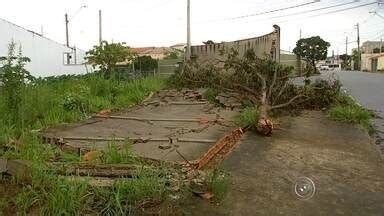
328,93,372,130
90,169,168,215
0,74,166,148
204,88,219,103
103,141,136,164
0,198,7,213
328,105,372,129
208,169,230,202
235,106,259,128
16,173,90,215
0,73,169,214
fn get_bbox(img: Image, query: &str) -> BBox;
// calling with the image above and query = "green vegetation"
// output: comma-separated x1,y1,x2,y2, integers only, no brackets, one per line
16,172,90,215
164,51,180,60
133,55,158,72
91,170,167,215
0,74,166,148
208,169,230,202
328,95,372,130
85,41,133,78
204,87,219,103
0,42,170,214
293,36,330,75
0,198,6,213
103,141,135,164
235,106,259,128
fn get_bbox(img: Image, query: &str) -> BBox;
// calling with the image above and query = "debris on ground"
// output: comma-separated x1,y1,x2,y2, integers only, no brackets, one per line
215,92,245,110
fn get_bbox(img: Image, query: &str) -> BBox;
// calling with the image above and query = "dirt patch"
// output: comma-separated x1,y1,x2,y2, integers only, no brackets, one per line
184,111,384,215
0,179,20,215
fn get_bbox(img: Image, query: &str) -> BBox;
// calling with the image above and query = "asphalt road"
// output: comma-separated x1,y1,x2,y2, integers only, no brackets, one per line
328,70,384,152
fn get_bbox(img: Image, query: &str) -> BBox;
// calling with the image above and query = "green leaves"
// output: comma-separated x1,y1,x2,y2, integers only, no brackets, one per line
85,41,133,77
0,42,34,134
293,36,330,74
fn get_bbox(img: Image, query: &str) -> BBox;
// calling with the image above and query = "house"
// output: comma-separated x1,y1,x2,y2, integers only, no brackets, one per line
361,53,384,72
131,47,179,60
0,17,89,77
361,41,383,54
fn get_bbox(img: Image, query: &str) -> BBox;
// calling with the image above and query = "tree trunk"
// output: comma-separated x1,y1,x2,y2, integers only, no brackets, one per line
256,86,273,136
312,60,317,75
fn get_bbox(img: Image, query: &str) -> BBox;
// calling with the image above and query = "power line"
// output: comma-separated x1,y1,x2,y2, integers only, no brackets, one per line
258,0,361,22
269,1,377,24
303,1,377,19
219,0,320,21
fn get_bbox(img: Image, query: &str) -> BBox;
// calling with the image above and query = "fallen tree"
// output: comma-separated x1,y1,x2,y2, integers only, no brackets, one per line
172,49,342,135
223,49,307,135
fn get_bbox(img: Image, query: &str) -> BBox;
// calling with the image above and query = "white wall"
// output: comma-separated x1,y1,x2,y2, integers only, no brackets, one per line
0,18,89,77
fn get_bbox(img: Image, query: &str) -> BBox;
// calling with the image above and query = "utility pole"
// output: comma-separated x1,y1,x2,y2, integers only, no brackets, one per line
99,10,102,46
65,13,69,47
356,23,361,71
186,0,191,60
345,36,348,55
65,13,70,65
299,29,302,39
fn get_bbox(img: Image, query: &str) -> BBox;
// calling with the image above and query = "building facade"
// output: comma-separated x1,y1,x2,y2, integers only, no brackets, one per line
0,18,89,78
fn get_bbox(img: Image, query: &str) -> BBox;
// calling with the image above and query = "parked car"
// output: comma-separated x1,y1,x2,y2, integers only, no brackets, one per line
319,64,330,70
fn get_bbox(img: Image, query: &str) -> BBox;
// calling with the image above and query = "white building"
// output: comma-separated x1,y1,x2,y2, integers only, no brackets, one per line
0,18,90,77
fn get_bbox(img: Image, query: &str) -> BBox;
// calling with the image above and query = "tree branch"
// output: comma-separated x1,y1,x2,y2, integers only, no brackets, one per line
233,83,258,96
272,82,288,106
270,95,305,110
278,74,302,80
268,68,278,99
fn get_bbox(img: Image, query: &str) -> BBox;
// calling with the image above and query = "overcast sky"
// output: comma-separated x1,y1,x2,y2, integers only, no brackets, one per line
0,0,383,55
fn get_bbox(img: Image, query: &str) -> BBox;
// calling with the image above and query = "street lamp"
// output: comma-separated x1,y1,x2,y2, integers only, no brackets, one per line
65,5,87,47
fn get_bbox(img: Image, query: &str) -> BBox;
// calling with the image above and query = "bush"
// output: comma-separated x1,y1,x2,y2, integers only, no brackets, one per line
235,106,259,128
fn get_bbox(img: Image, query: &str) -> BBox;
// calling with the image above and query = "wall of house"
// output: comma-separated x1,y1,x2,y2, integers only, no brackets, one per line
0,18,89,78
378,56,384,71
361,53,384,72
191,25,280,62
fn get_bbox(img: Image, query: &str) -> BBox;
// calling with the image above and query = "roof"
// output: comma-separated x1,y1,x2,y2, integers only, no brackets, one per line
131,47,155,54
131,47,175,55
170,43,187,48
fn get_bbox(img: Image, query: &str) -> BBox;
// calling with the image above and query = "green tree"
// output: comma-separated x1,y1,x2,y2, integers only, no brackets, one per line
351,49,359,70
164,51,179,59
0,41,33,133
339,54,351,70
133,55,158,72
85,41,133,78
373,47,381,53
293,36,330,75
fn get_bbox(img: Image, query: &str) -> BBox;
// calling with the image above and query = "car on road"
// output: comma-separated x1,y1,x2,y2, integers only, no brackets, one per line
319,64,330,70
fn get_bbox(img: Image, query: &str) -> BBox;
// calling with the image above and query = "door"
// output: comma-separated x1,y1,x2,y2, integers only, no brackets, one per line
371,58,378,72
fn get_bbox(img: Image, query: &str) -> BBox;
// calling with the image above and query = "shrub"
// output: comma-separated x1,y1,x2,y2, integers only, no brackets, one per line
235,106,259,128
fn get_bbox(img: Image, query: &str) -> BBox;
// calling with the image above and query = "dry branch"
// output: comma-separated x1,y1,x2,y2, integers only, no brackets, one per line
94,115,209,122
60,136,216,144
270,95,306,110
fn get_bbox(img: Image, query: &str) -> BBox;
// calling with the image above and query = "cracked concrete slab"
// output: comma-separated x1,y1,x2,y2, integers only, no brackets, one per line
43,89,238,162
